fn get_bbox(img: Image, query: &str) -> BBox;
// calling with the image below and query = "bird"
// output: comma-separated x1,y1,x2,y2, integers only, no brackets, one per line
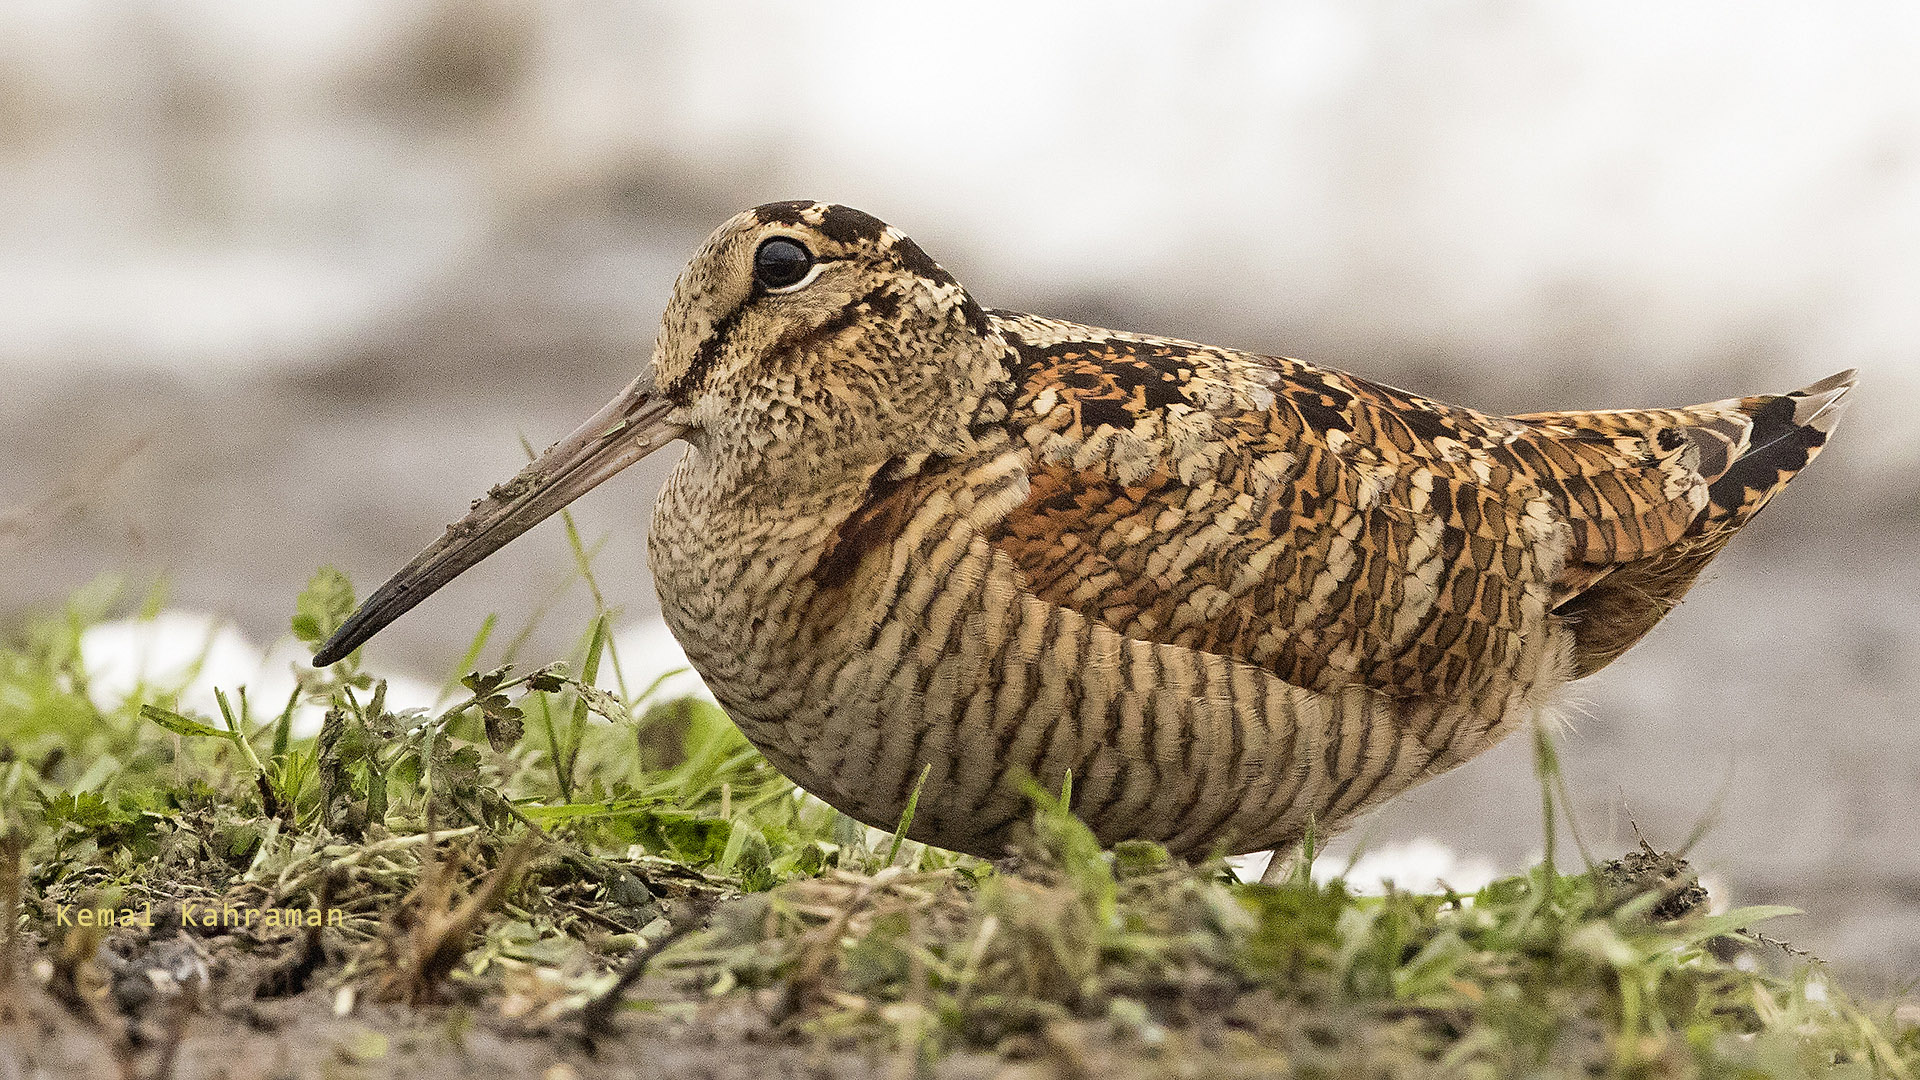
315,200,1855,860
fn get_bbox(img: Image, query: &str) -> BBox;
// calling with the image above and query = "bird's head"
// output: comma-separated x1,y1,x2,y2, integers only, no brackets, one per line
312,201,1009,665
651,200,1009,483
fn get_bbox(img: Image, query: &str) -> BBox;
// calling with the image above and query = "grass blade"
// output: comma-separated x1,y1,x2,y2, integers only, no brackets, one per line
884,764,933,868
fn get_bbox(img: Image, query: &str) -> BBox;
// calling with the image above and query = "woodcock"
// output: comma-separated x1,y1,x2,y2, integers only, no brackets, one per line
316,201,1854,859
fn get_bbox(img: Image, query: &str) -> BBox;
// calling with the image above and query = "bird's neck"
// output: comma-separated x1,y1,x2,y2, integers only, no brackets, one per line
645,448,879,714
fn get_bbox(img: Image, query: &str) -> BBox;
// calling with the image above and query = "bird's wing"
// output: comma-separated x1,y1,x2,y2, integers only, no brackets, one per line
972,313,1719,699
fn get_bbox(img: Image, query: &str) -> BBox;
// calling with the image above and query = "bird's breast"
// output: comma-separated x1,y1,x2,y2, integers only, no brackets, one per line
646,453,850,720
643,445,1560,858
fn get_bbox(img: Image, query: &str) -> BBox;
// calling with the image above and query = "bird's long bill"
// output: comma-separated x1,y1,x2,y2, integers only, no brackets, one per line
312,372,683,666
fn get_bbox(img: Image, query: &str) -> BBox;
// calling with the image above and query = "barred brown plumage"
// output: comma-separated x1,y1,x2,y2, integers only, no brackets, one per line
314,200,1855,859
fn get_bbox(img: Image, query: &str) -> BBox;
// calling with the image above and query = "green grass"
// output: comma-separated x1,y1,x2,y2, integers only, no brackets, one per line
1,570,1916,1078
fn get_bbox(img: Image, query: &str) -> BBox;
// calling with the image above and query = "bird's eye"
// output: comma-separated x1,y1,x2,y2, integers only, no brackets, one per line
754,237,815,291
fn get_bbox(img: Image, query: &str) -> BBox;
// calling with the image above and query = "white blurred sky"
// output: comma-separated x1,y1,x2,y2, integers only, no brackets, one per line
1,1,1915,463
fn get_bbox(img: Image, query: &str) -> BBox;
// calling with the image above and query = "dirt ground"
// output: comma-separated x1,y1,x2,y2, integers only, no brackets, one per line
3,983,935,1080
0,878,1419,1080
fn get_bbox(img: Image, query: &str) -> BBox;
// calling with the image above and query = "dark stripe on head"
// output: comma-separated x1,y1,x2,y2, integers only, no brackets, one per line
816,204,889,245
675,304,745,404
767,283,901,358
891,235,958,288
883,231,986,334
957,294,992,336
754,200,817,228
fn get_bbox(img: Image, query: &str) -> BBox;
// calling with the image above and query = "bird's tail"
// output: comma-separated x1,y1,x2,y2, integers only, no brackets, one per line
1512,369,1856,677
1700,368,1855,526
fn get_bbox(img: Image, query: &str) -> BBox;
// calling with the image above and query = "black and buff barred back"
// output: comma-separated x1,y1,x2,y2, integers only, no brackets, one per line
317,201,1854,859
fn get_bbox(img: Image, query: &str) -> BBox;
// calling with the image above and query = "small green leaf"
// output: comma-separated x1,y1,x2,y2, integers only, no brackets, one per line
140,704,226,739
291,567,357,648
483,708,524,751
461,665,512,697
883,763,932,868
526,664,568,693
432,744,483,799
479,694,520,720
572,683,632,725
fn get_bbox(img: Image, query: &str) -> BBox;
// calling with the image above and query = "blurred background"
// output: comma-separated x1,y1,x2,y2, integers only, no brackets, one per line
1,1,1914,982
